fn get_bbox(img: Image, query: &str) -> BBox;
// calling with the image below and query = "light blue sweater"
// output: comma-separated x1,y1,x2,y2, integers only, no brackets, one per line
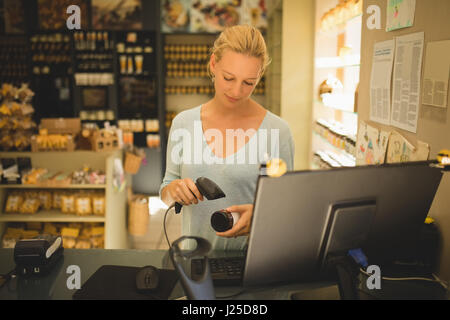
159,105,295,250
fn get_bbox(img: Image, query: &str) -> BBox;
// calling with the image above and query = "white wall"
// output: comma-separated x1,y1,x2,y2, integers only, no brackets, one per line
281,0,315,170
358,0,450,282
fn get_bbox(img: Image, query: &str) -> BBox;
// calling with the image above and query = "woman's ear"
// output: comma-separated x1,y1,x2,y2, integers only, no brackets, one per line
209,53,216,74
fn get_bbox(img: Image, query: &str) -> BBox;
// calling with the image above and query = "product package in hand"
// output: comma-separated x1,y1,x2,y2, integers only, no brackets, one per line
211,209,240,232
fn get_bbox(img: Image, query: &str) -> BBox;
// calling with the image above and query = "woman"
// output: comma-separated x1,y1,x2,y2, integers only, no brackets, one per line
160,25,294,250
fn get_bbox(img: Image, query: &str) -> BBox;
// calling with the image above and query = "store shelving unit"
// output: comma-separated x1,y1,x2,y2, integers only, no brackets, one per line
0,150,128,249
162,33,217,117
310,0,362,169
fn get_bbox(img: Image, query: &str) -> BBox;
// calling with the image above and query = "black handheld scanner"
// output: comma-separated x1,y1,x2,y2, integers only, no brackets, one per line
174,177,226,213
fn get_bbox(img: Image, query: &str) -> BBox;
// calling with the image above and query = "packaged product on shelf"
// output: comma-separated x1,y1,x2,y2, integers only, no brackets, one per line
92,194,106,216
13,130,32,151
72,167,90,184
72,167,106,185
19,197,40,214
30,118,80,152
5,192,24,213
1,227,23,248
32,132,74,152
22,168,47,185
75,194,92,216
146,134,160,148
0,84,36,152
36,171,59,186
80,224,92,238
61,227,79,249
22,190,39,202
38,191,52,210
61,193,76,214
0,133,14,151
16,83,35,104
75,236,92,249
89,170,106,185
52,191,64,209
21,230,40,239
52,172,72,187
90,226,105,249
43,223,59,236
1,158,21,183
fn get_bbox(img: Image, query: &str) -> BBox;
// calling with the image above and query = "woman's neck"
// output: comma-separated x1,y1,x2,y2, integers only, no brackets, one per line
205,97,256,120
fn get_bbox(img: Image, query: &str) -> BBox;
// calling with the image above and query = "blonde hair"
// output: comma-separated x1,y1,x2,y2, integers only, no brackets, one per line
207,25,271,80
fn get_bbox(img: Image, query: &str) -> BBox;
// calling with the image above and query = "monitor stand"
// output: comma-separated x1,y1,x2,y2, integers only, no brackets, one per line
318,199,377,271
327,254,362,300
318,199,377,300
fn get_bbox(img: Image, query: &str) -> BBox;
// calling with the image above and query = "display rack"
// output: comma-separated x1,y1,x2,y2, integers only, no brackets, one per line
162,33,217,117
0,150,129,249
310,0,362,169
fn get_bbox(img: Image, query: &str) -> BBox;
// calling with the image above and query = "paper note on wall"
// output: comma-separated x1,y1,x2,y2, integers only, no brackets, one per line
390,32,424,133
386,0,416,32
422,40,450,108
386,131,430,163
356,122,390,166
370,39,395,125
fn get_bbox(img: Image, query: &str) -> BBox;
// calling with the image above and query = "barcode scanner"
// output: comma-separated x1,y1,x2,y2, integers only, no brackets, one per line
174,177,226,213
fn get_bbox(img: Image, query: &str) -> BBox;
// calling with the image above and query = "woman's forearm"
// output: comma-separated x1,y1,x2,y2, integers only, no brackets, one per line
161,186,173,206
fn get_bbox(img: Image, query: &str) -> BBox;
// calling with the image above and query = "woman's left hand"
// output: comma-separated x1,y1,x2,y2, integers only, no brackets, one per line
216,204,253,238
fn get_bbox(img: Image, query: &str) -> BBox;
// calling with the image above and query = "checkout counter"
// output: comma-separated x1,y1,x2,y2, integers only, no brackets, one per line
0,248,337,300
1,247,448,300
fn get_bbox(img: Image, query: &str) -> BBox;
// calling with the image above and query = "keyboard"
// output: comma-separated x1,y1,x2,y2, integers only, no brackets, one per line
191,257,245,286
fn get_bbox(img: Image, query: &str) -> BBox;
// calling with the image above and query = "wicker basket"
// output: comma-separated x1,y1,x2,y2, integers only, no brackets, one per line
124,152,143,174
128,196,149,236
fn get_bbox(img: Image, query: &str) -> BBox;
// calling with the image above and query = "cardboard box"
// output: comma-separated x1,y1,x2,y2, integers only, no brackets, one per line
91,130,119,152
40,118,81,135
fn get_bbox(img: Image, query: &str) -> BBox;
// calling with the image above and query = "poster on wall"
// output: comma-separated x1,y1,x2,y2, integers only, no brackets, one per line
161,0,190,33
356,121,390,166
390,32,424,133
190,0,242,33
370,39,395,126
240,0,267,33
38,0,88,30
3,0,26,33
386,0,416,32
386,131,430,163
92,0,143,30
161,0,267,33
422,40,450,109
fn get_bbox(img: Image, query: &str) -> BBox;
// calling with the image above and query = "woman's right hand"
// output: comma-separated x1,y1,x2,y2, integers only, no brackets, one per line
165,178,204,206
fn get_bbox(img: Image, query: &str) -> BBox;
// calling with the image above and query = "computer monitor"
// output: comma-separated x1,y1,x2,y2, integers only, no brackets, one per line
242,161,443,287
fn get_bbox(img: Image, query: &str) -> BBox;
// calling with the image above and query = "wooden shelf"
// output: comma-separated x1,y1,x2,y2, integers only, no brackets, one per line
314,56,360,69
314,100,357,114
312,132,356,166
0,150,129,249
0,210,105,223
